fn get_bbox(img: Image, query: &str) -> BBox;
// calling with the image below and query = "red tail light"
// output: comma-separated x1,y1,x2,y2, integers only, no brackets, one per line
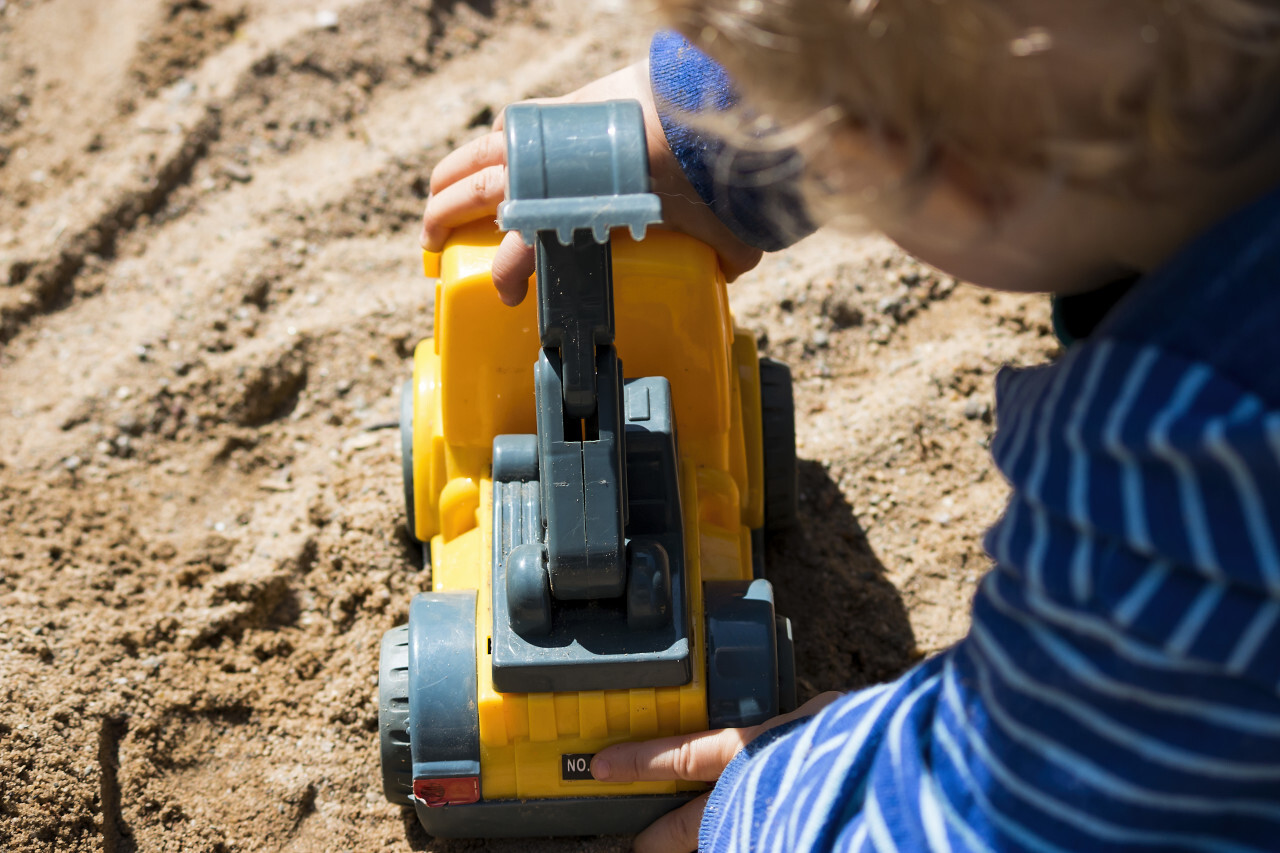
412,776,480,807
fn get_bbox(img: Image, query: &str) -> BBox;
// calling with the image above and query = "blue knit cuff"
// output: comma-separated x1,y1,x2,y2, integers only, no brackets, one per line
697,716,809,852
649,31,816,252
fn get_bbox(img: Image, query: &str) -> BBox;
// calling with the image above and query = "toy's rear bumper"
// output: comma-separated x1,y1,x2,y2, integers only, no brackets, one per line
411,792,698,838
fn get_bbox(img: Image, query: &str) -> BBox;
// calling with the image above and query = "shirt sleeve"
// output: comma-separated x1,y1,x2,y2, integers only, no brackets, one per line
649,31,816,252
697,346,1280,853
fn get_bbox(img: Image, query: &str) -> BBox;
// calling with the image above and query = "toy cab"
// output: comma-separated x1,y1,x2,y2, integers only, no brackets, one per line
378,101,798,837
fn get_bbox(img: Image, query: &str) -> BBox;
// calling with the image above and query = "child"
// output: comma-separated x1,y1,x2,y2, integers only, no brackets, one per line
422,2,1280,850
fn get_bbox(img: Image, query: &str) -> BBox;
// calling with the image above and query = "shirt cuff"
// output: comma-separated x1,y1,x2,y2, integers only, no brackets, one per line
698,716,809,852
649,31,816,252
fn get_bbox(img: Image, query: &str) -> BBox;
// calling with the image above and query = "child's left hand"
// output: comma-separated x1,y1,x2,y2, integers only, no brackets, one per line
590,692,842,853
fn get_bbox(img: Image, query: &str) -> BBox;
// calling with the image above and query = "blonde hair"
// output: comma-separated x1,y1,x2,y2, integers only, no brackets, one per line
655,0,1280,219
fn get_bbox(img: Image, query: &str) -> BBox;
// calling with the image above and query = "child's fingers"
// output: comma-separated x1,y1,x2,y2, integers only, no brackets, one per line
491,230,535,305
633,792,710,853
592,727,751,783
428,131,506,196
491,96,561,133
419,164,507,251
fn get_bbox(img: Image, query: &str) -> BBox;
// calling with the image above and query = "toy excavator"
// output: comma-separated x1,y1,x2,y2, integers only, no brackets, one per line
378,100,799,837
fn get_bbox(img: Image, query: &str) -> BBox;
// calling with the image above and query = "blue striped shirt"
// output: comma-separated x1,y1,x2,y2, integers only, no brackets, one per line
696,180,1280,847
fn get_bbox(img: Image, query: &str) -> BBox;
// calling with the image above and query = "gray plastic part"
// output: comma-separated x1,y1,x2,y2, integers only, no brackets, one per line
500,100,665,613
498,101,662,246
625,542,672,631
378,624,413,803
491,433,539,482
536,233,615,418
506,542,552,637
400,379,418,542
489,376,690,694
407,592,481,790
412,793,697,838
535,347,626,600
705,579,780,728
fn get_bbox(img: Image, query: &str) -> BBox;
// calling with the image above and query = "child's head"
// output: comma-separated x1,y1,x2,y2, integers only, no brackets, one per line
655,0,1280,292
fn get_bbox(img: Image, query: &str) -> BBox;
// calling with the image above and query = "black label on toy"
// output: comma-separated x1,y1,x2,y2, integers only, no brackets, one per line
561,753,595,781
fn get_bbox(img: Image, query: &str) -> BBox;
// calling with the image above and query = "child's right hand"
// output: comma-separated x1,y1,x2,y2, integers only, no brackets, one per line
419,63,763,306
590,691,843,853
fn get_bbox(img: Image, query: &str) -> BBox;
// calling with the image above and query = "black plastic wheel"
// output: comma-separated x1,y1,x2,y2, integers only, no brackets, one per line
759,358,798,532
775,614,797,714
378,625,413,804
750,527,766,579
400,379,418,543
705,579,780,728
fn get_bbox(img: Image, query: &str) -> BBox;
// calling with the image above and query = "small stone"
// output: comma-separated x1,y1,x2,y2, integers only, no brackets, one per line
315,9,339,29
343,433,380,453
822,297,863,329
169,80,196,104
222,162,253,183
963,397,991,421
63,455,82,471
810,329,829,349
115,414,142,435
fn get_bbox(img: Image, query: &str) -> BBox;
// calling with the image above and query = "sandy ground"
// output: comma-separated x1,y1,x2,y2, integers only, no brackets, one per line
0,1,1059,850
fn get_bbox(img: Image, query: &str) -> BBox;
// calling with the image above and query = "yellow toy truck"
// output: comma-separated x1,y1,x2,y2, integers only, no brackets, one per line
378,100,798,837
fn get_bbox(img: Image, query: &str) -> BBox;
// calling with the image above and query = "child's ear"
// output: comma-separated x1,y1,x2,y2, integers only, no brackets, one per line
819,123,998,248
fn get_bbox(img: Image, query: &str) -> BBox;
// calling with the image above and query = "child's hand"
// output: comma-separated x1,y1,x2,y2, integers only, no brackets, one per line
419,63,763,306
590,692,842,853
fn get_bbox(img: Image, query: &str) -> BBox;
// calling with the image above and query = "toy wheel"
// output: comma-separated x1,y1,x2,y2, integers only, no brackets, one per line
751,527,766,579
399,379,418,543
776,614,797,714
705,579,780,728
759,358,798,533
378,625,413,804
